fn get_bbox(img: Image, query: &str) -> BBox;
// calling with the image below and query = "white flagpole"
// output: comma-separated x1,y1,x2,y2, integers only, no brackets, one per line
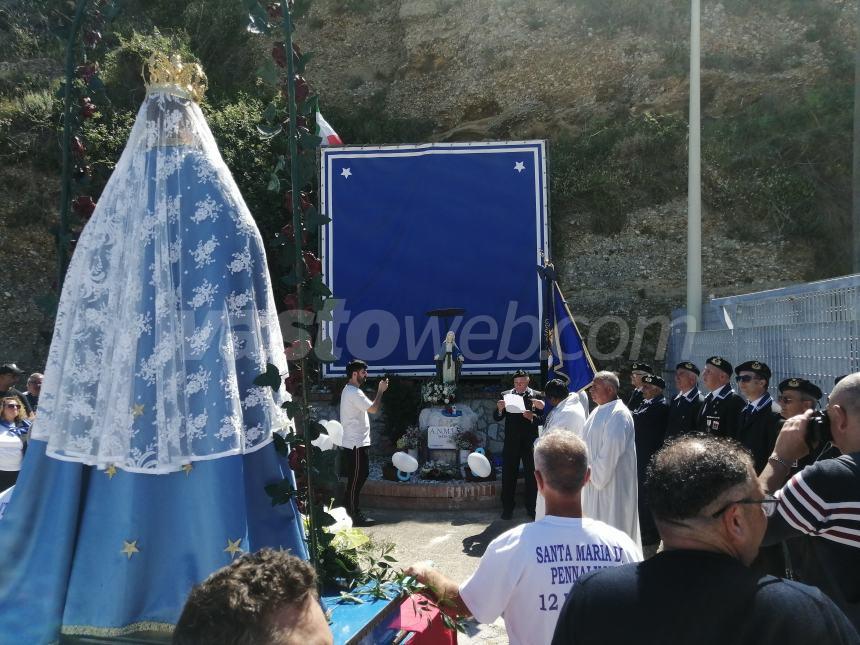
687,0,703,332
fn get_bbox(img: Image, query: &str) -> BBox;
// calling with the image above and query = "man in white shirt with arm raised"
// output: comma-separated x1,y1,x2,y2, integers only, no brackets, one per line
340,359,388,527
406,431,641,645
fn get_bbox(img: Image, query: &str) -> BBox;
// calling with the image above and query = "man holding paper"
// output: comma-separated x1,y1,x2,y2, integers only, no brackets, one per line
494,370,543,520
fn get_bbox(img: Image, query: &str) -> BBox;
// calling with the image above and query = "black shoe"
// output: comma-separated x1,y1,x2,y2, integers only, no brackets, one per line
352,513,377,527
501,510,513,520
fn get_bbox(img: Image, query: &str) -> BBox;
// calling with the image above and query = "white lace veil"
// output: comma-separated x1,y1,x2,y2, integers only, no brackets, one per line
30,79,291,473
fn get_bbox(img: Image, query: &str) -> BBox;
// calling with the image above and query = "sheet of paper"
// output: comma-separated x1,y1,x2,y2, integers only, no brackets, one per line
504,393,526,414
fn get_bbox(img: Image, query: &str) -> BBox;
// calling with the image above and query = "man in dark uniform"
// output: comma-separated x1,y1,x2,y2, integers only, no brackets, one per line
665,361,703,439
494,369,542,520
735,360,785,577
734,360,783,474
632,373,669,556
0,364,32,416
626,362,652,411
697,356,745,438
777,377,830,466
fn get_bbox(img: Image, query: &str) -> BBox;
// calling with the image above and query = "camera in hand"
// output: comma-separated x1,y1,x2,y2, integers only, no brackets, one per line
805,410,832,449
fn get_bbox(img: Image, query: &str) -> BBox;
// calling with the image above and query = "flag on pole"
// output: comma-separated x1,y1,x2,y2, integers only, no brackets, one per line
538,263,596,392
316,111,343,146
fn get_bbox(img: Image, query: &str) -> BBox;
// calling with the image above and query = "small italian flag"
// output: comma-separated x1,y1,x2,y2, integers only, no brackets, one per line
316,112,343,146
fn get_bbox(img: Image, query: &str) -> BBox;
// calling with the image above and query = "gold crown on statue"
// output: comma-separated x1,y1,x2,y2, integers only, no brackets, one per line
145,52,207,102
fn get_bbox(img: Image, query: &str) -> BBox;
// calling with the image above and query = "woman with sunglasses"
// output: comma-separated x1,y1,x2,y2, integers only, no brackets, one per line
0,396,30,491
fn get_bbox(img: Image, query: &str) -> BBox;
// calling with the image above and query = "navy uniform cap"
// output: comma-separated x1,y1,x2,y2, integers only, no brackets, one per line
0,363,23,376
676,361,700,376
631,362,653,374
705,356,733,376
778,377,822,400
513,369,529,378
734,360,771,380
642,374,666,389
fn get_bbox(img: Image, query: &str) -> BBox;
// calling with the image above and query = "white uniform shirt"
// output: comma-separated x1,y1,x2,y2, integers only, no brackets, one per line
581,399,642,549
339,384,373,449
460,515,641,645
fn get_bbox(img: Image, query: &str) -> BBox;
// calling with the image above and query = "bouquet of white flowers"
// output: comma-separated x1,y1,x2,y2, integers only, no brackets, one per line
421,381,457,405
419,460,460,481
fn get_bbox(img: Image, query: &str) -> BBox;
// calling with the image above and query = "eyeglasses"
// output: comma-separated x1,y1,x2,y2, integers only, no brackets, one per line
711,494,779,518
777,396,795,404
3,403,20,409
735,375,760,383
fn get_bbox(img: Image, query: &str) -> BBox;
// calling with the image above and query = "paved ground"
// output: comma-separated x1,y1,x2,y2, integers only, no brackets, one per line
359,505,536,644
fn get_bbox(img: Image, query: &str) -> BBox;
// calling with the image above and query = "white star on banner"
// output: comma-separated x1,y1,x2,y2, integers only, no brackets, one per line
514,161,525,173
341,167,352,178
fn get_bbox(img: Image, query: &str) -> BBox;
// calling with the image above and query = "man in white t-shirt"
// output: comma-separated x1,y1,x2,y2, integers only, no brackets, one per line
340,359,388,527
406,432,642,645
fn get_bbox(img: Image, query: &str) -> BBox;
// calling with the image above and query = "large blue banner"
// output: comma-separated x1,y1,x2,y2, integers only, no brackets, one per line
320,141,548,377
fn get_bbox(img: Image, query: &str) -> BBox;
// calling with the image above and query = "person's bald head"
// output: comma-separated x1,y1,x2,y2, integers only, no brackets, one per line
828,373,860,452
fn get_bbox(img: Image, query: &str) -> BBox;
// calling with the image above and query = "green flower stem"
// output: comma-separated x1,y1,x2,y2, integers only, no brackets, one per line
58,0,90,289
281,4,318,570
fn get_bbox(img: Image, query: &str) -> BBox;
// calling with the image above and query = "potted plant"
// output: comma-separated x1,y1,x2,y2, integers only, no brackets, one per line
454,429,481,469
395,425,421,460
418,460,460,481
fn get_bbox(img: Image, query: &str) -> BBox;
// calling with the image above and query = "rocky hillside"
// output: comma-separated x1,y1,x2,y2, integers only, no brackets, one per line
0,0,855,374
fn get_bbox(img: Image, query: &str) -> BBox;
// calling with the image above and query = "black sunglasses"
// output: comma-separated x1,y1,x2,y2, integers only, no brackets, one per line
735,375,760,383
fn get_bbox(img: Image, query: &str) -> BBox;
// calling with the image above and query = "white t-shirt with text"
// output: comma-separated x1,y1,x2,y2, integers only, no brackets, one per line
459,515,642,645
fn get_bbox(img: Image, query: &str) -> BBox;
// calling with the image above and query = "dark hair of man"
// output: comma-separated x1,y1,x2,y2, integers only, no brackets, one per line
533,432,588,494
544,379,568,401
345,359,368,380
172,548,318,645
645,435,753,521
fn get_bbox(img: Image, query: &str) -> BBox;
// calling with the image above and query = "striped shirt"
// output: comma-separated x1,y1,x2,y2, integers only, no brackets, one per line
765,452,860,630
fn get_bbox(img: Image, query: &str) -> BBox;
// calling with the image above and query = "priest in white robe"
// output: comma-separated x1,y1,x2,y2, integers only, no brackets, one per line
581,371,642,549
535,379,588,519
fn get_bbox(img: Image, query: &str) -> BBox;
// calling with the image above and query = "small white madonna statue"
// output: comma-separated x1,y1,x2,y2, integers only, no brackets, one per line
434,331,464,385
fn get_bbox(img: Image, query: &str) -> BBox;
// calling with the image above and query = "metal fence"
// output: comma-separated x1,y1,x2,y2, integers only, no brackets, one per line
666,274,860,400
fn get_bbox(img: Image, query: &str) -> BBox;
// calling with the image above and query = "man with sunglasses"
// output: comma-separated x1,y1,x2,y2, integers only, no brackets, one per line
0,364,32,416
734,360,783,474
759,372,860,632
552,435,859,645
23,373,42,413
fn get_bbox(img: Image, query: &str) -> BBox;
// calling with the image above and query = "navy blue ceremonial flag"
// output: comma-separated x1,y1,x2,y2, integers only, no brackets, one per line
540,267,595,392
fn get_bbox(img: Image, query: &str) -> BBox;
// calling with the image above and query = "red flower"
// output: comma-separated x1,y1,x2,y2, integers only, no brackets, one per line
285,190,311,214
279,222,310,247
83,30,102,48
266,2,283,22
72,196,96,217
272,42,287,68
288,444,306,472
75,63,98,83
302,251,322,278
286,339,312,361
80,97,97,119
294,75,309,104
